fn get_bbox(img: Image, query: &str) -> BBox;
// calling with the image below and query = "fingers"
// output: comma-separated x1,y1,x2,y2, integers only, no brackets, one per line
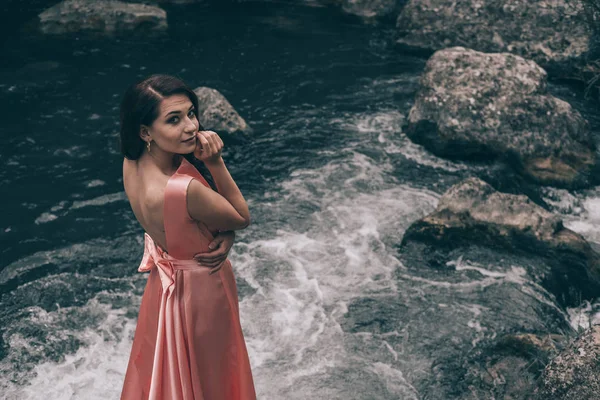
195,252,225,262
208,236,224,251
209,266,222,275
195,133,211,157
197,131,212,154
198,130,222,155
195,252,226,266
194,246,225,261
209,261,225,275
201,260,224,268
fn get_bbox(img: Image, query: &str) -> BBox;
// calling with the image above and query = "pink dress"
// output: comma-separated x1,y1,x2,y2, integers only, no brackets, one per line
121,157,257,400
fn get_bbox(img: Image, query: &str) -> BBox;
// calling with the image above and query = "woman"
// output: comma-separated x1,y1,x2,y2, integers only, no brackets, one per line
118,74,257,400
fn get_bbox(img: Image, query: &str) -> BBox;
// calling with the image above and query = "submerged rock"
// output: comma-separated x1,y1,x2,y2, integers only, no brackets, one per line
405,47,598,189
458,332,568,399
323,0,405,20
381,176,595,397
395,0,590,76
401,177,600,305
36,0,168,37
535,325,600,399
344,239,575,398
193,87,251,134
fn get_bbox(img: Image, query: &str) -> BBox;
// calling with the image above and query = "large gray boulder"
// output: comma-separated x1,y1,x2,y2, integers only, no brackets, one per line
193,87,251,134
401,176,600,304
405,46,598,189
535,325,600,399
37,0,167,36
395,0,590,76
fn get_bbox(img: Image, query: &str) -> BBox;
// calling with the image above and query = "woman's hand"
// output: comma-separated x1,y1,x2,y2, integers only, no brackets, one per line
193,130,224,165
193,230,236,275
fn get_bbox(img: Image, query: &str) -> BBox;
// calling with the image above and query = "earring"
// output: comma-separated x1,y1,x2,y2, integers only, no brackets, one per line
146,140,151,153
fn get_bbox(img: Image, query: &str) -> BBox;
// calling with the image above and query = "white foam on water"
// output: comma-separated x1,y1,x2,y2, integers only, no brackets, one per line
70,193,127,210
229,146,440,398
565,194,600,244
33,192,127,224
541,186,600,244
567,301,594,331
2,298,137,400
367,362,420,399
34,212,59,224
566,299,600,332
540,186,600,331
332,109,472,172
451,256,568,317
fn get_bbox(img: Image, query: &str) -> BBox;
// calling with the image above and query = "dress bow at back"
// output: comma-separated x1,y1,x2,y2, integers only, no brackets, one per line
139,232,199,298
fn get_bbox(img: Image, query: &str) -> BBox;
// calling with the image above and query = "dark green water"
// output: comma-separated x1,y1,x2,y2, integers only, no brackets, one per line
1,2,599,399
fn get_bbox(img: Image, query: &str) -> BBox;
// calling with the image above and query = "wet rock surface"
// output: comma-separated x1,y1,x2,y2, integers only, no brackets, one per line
342,239,577,399
323,0,406,20
535,325,600,400
401,176,600,305
404,47,598,189
395,0,590,77
35,0,168,37
193,86,252,134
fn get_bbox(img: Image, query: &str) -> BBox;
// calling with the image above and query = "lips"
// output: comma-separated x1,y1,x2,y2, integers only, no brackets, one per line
183,136,195,143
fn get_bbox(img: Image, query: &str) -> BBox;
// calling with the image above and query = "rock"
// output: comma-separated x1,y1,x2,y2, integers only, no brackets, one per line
345,240,575,398
142,0,207,3
535,325,600,399
400,177,600,305
193,87,251,134
405,47,598,189
395,0,590,76
324,0,405,20
459,333,568,399
36,0,167,37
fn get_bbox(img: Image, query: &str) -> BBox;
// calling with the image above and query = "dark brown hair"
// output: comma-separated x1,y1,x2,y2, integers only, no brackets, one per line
118,74,217,191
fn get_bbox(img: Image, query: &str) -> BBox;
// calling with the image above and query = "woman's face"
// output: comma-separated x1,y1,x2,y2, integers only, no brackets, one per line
143,93,199,154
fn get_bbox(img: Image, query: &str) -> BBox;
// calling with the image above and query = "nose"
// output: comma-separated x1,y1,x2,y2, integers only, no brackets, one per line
184,116,198,133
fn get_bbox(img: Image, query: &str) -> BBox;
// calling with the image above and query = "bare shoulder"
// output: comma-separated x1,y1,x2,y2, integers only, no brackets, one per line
186,176,211,198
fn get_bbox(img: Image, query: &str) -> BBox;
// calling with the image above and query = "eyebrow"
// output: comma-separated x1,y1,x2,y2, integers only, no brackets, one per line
165,104,195,117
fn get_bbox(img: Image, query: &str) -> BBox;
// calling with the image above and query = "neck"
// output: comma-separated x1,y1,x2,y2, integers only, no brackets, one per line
139,148,182,176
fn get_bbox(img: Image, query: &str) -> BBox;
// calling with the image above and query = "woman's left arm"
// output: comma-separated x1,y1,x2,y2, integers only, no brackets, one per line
193,230,236,274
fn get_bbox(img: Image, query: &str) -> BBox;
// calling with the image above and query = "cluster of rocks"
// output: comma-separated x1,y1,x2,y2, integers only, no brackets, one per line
402,177,600,305
337,1,600,397
394,0,590,78
399,175,600,398
331,1,598,188
329,0,591,78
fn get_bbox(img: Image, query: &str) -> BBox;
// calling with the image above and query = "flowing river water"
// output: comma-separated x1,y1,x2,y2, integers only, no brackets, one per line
1,2,600,399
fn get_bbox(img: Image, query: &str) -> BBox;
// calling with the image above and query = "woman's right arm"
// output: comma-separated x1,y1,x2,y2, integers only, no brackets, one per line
186,156,250,231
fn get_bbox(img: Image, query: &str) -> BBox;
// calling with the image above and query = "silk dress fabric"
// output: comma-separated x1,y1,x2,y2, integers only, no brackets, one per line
121,157,257,400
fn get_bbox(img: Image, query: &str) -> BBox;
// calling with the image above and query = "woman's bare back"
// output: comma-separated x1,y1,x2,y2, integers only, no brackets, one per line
122,157,176,252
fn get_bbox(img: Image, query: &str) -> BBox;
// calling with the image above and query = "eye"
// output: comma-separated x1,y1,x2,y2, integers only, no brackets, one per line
188,109,196,117
168,116,179,124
